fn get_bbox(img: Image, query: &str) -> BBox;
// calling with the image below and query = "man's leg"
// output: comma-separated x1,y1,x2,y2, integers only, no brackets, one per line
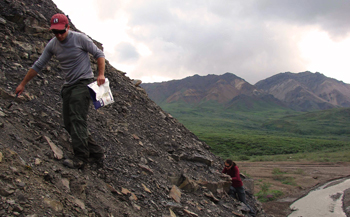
62,81,91,162
236,186,247,204
62,87,71,136
228,186,238,200
88,135,104,159
236,186,255,215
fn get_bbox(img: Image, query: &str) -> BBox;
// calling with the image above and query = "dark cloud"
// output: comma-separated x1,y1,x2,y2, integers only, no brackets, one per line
121,1,313,83
250,1,350,39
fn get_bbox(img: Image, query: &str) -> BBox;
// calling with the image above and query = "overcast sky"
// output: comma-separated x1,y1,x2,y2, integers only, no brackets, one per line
53,0,350,84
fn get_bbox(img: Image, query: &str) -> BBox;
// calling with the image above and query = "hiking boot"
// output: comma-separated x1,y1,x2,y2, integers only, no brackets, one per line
89,153,105,160
249,212,256,217
63,158,86,169
89,154,105,170
89,154,105,163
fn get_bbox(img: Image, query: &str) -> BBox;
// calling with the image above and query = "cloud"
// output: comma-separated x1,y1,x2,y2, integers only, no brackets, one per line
118,0,313,83
250,1,350,39
93,0,122,20
56,0,350,84
110,42,140,64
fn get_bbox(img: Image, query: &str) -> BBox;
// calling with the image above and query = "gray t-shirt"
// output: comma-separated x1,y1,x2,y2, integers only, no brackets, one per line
32,30,105,85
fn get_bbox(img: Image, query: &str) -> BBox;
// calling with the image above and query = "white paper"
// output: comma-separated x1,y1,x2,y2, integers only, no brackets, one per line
87,78,114,109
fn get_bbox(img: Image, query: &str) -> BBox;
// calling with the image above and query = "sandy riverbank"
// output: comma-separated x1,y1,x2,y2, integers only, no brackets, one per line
238,161,350,217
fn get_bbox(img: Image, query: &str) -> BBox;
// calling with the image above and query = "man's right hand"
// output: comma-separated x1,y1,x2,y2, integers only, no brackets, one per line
15,68,38,96
15,84,25,96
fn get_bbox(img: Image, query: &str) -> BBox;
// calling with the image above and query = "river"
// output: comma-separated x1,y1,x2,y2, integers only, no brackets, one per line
288,178,350,217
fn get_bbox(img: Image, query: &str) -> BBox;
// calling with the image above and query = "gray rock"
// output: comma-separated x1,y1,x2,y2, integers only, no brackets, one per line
132,79,142,87
243,178,255,194
169,185,181,203
44,136,63,159
138,164,154,174
0,17,6,25
43,198,63,212
159,111,167,119
238,202,251,212
172,174,199,193
16,182,26,188
0,185,15,196
165,202,183,209
13,204,24,212
180,153,213,166
12,41,34,53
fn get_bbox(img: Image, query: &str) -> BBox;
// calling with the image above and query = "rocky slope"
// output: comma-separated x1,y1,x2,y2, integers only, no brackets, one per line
255,71,350,111
0,0,267,216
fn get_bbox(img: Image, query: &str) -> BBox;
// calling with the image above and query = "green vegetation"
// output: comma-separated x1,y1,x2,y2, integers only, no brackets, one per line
240,170,252,179
293,169,304,175
273,175,297,186
271,168,298,186
255,182,284,202
161,102,350,162
272,168,286,175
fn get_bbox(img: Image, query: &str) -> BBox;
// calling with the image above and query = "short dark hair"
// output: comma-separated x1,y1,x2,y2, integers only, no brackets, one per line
225,159,236,167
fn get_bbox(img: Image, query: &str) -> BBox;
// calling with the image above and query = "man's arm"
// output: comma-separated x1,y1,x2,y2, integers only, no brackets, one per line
16,39,54,95
15,68,38,95
222,167,227,174
96,57,105,86
78,33,105,86
231,166,241,181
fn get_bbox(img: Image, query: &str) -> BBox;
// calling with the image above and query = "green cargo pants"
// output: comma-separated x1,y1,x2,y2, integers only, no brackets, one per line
61,79,104,161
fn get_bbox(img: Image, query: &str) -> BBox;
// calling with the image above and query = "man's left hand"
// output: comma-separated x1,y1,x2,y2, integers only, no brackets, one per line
220,173,232,181
97,75,105,86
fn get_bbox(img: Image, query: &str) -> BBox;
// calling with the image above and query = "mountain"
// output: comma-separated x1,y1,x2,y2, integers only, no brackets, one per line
142,73,257,104
225,94,287,111
0,1,266,217
143,72,350,112
142,73,287,111
255,71,350,111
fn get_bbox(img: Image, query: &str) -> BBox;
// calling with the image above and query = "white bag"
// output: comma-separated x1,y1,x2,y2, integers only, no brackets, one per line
87,78,115,109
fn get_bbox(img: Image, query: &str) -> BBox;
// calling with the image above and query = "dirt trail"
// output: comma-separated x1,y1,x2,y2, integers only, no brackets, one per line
238,161,350,217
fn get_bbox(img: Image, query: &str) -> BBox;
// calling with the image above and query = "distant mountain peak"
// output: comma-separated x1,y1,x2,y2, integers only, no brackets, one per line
142,73,258,105
255,71,350,111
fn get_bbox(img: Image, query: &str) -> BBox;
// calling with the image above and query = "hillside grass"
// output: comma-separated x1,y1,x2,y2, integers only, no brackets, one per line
161,102,350,162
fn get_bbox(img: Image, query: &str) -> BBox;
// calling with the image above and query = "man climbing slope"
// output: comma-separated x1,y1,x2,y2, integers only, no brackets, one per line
15,13,105,169
222,159,256,216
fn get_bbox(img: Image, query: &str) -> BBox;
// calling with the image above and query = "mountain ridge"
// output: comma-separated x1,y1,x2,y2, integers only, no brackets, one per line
142,71,350,111
142,72,263,105
255,71,350,111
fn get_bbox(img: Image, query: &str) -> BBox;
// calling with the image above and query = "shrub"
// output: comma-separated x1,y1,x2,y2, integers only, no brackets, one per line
255,182,284,202
293,169,304,174
260,182,271,193
240,170,252,179
273,175,297,186
272,168,286,175
238,155,250,161
281,177,297,186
